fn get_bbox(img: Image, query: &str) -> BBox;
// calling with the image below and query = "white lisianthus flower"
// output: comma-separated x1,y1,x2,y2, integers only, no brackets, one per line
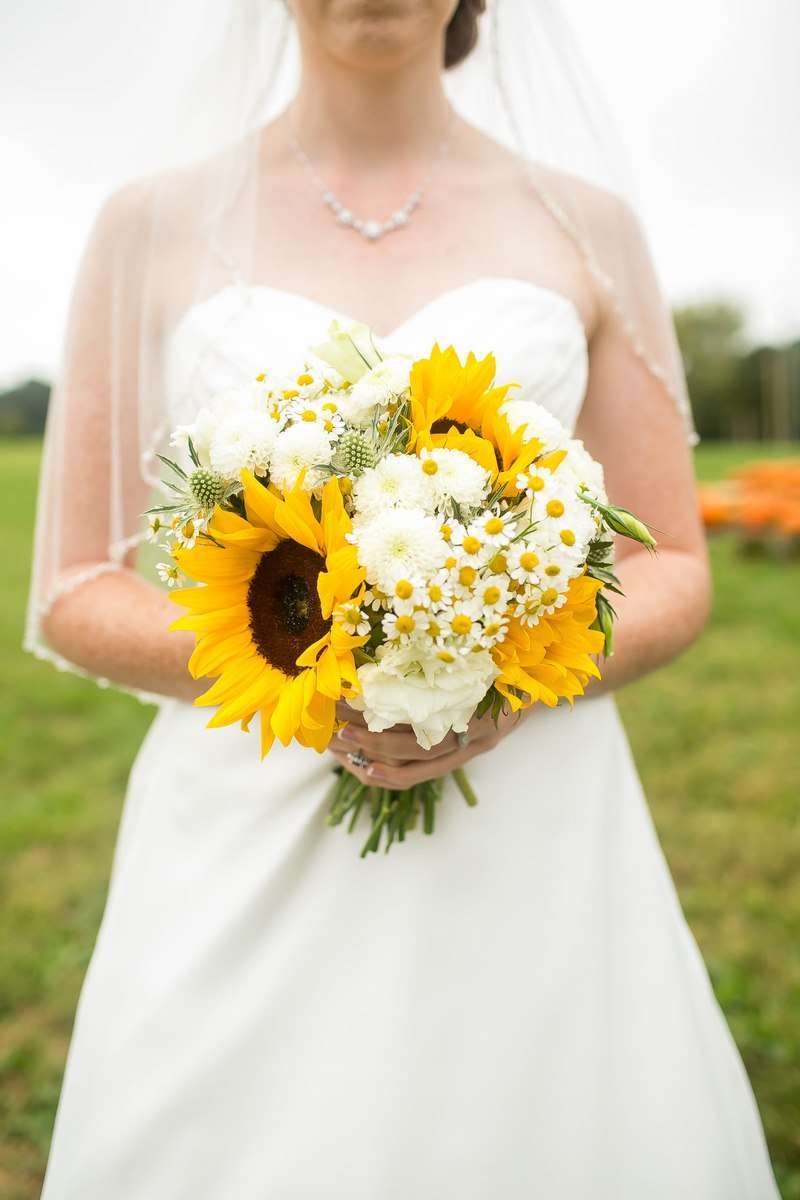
354,508,448,595
349,650,498,750
312,319,380,383
170,405,218,469
352,454,428,519
209,410,278,479
269,422,333,491
418,447,491,511
340,355,411,425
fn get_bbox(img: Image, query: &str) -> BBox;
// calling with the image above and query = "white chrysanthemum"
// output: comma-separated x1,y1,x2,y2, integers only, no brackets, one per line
500,398,568,452
339,355,412,425
269,422,333,491
558,437,608,503
418,447,490,511
350,649,498,749
351,454,428,520
354,508,449,595
208,410,278,479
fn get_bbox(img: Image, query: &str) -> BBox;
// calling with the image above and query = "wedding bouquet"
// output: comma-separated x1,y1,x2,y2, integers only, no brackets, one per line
151,321,655,855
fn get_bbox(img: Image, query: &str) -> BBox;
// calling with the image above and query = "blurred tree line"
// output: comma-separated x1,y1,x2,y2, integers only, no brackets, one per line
673,304,800,441
1,304,798,441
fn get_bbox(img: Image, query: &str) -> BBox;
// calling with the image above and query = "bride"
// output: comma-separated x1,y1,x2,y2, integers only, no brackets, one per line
25,0,780,1196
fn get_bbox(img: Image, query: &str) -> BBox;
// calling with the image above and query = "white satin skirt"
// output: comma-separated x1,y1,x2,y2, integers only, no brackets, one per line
40,694,779,1198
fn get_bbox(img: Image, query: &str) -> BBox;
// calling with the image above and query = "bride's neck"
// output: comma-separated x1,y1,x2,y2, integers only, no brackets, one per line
290,49,451,169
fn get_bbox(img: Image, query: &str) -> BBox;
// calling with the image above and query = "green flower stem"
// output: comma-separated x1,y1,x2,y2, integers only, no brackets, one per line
451,767,479,807
326,768,480,856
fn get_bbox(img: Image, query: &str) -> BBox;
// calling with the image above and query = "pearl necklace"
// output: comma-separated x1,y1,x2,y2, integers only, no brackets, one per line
287,109,454,242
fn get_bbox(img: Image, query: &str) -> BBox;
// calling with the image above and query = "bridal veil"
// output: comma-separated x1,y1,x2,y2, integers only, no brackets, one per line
23,0,697,697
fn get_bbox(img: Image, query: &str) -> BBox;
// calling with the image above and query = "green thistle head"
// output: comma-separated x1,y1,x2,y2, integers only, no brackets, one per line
189,468,226,509
337,430,376,477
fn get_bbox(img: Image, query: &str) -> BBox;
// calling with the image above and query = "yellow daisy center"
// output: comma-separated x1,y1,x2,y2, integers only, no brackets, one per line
395,579,414,600
428,584,443,602
546,499,565,518
459,566,477,586
519,551,539,572
483,585,501,605
297,373,314,386
560,529,576,546
462,536,482,555
437,650,456,664
541,587,559,605
451,614,473,635
394,614,415,635
484,517,504,535
545,564,561,577
422,458,439,476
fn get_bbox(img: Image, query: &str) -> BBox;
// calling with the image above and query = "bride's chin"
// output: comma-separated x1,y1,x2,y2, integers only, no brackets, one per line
295,0,449,71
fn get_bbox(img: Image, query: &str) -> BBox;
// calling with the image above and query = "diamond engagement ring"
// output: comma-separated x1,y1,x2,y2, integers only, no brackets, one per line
347,749,371,770
457,731,470,748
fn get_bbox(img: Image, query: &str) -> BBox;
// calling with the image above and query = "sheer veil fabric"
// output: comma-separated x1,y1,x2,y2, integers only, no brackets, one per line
24,0,697,697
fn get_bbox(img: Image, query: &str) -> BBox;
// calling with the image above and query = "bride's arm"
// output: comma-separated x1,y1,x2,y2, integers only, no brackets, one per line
41,571,202,703
574,297,712,694
34,184,203,704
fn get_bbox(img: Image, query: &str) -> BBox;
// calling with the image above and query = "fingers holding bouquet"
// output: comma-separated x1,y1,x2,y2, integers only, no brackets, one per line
330,705,525,790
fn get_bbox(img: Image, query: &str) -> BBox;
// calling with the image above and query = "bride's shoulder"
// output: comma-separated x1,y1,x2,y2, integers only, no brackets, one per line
464,124,646,241
93,138,246,246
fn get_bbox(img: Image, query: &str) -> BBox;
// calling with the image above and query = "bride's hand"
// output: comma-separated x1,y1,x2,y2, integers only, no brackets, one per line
329,702,524,791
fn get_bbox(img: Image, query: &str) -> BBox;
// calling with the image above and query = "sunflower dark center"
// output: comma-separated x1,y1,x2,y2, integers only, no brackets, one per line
431,418,471,436
430,418,503,469
247,542,329,676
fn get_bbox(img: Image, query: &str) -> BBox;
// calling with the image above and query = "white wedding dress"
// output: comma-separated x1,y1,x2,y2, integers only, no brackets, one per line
40,277,780,1198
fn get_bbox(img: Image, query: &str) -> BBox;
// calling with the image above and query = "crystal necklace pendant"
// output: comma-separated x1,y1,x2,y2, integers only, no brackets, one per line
288,108,453,243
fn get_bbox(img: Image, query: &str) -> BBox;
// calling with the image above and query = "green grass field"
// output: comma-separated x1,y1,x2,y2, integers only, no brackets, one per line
1,438,798,1198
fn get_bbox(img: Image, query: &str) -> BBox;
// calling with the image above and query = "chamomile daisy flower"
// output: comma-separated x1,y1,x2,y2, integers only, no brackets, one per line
156,561,182,588
383,610,419,642
335,601,372,638
506,542,543,584
147,514,166,543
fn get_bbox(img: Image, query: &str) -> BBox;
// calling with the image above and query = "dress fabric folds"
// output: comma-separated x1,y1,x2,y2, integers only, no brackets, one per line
40,278,780,1199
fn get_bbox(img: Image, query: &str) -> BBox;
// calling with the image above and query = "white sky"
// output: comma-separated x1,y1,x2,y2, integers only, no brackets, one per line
1,0,798,384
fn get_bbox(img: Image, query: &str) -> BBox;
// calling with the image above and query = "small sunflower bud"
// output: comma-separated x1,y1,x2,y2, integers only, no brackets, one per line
337,430,376,476
190,468,226,509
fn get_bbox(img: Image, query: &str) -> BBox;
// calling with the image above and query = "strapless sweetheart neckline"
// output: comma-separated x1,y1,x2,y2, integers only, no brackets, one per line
178,274,589,346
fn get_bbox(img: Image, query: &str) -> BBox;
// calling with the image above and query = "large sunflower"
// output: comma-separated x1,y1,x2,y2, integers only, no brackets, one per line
169,471,366,757
409,344,553,493
491,575,606,710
